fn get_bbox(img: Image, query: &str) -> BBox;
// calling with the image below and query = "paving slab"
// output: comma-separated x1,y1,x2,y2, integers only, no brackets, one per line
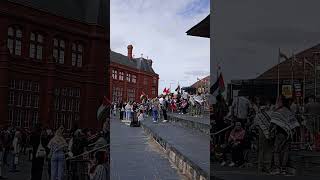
110,118,183,180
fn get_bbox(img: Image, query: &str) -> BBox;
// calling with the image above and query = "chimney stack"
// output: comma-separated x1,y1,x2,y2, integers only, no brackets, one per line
127,44,133,60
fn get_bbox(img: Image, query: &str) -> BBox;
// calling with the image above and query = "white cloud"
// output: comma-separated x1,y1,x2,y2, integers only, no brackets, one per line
111,0,210,93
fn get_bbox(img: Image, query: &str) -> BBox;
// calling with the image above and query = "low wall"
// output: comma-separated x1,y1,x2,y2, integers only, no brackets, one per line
141,123,209,180
167,115,210,135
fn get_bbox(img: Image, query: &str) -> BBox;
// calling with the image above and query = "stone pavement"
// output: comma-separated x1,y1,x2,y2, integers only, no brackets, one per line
110,117,184,180
141,117,210,176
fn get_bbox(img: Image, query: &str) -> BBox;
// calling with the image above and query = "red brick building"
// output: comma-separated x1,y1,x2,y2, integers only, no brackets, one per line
0,0,109,130
110,45,159,103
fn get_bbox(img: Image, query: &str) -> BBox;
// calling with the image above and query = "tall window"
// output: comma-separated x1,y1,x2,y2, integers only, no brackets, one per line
32,111,39,127
8,79,40,128
152,87,156,95
33,95,39,108
9,92,14,105
29,32,43,60
54,87,80,129
112,70,118,79
7,26,22,55
119,72,124,81
17,93,23,107
25,94,32,107
72,43,83,67
24,110,30,128
153,77,157,85
127,88,135,102
132,75,137,83
126,73,131,82
53,38,65,64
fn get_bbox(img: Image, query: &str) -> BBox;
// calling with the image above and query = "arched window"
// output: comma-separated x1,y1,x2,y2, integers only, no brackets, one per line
7,26,22,55
72,42,83,67
29,32,44,60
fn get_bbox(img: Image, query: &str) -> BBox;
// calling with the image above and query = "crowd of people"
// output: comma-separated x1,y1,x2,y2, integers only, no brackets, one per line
111,91,209,124
0,122,109,180
212,93,320,175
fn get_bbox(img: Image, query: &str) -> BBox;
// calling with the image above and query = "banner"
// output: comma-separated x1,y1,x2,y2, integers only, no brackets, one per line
282,85,292,98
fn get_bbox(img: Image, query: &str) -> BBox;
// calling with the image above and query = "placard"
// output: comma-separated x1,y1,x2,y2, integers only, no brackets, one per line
282,85,292,98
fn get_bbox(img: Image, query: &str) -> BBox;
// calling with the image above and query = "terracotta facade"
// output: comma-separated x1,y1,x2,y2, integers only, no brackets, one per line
110,47,159,103
0,1,109,129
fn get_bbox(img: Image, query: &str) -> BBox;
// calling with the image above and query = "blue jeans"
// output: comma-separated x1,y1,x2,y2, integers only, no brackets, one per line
152,110,158,122
126,111,131,120
51,150,65,180
10,152,18,171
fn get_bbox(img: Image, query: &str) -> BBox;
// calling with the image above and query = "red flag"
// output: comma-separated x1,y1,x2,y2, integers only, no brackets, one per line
166,88,170,94
163,88,167,94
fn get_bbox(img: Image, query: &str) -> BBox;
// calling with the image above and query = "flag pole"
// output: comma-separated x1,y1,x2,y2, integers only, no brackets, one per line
277,48,280,98
303,58,306,107
292,53,294,87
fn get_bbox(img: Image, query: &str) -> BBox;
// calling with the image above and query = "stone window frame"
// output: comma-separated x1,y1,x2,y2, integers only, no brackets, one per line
29,32,44,60
71,42,83,67
53,38,66,64
7,26,23,56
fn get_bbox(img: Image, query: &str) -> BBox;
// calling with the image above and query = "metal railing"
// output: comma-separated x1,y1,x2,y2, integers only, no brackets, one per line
290,113,320,151
64,144,109,180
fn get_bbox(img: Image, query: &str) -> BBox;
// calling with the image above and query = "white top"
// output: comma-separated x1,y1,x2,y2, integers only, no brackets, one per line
231,96,251,119
159,98,164,105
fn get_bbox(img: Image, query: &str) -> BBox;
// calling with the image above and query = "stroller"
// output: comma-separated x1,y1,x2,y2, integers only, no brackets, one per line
130,111,140,127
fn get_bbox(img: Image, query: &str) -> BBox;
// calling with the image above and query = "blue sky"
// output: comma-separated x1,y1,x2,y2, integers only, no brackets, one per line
111,0,210,93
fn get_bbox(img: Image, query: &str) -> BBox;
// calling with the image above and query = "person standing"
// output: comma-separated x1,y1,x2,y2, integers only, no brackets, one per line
125,102,132,121
10,130,21,172
30,124,45,180
231,94,252,128
214,94,229,145
152,99,160,123
48,126,68,180
119,102,124,120
161,96,168,122
112,103,117,116
269,95,300,175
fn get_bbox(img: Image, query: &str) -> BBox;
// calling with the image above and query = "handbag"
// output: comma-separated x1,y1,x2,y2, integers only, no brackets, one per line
36,136,47,158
